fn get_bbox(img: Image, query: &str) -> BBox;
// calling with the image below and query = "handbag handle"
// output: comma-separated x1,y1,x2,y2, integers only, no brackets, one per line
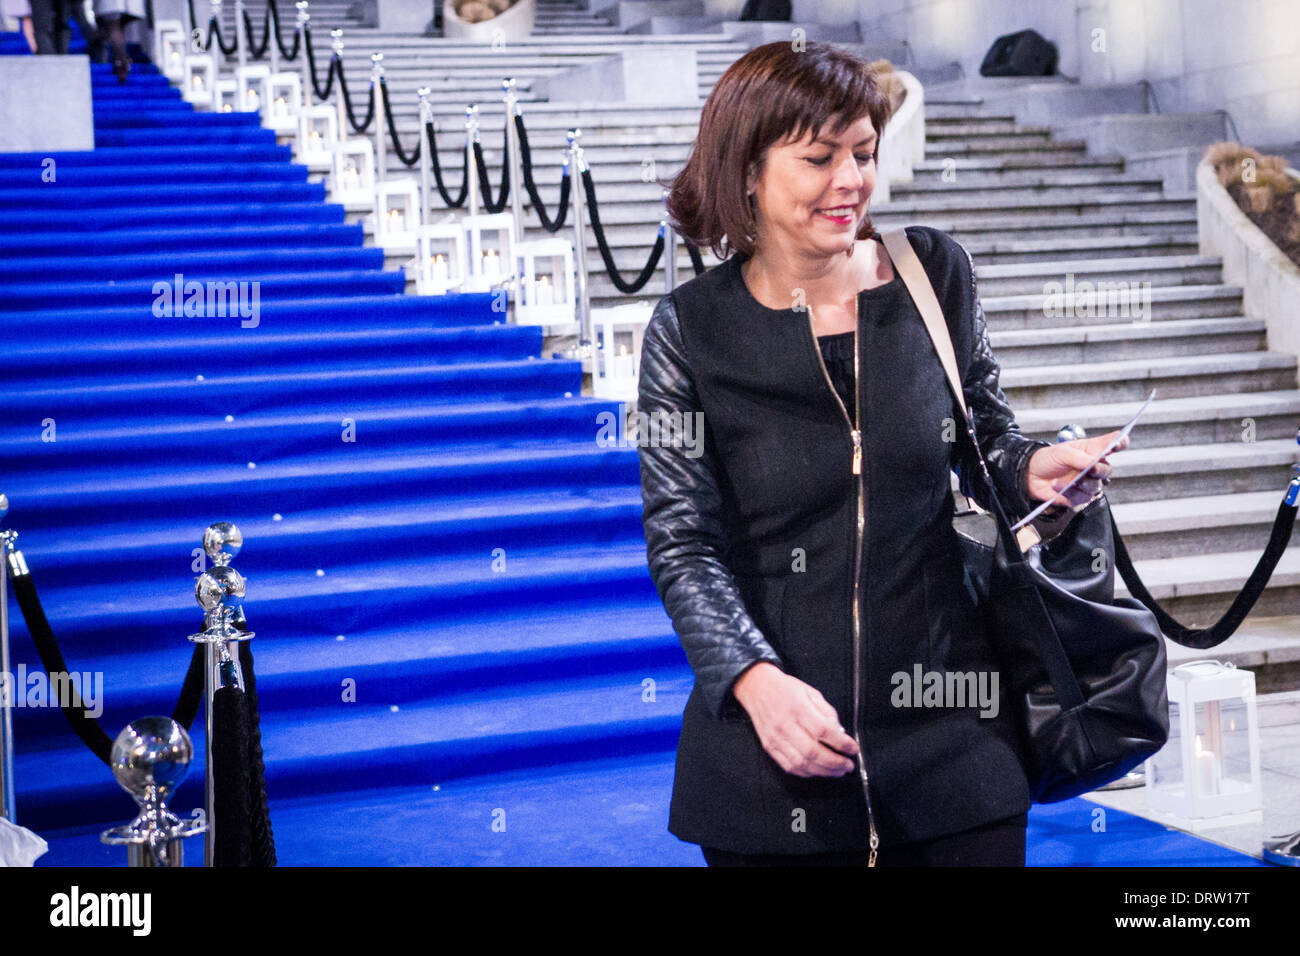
880,228,1041,557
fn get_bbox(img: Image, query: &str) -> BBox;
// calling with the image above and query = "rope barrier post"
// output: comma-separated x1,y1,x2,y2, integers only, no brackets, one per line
208,0,223,67
0,496,16,823
371,52,386,184
662,189,677,294
268,0,279,72
234,0,246,71
566,128,592,363
418,86,432,225
99,717,205,867
331,29,345,142
466,105,480,217
296,1,310,107
502,77,523,245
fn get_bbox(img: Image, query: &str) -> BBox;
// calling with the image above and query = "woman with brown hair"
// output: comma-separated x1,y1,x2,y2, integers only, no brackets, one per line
638,40,1128,866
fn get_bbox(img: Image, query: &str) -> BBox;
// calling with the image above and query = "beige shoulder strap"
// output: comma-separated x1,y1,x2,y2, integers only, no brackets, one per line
879,228,1041,551
880,228,968,422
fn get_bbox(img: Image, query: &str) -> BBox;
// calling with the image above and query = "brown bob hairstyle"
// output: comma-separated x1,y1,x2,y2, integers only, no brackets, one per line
665,41,895,261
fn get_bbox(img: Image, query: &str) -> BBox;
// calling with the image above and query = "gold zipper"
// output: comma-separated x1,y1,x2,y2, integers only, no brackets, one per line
807,294,879,866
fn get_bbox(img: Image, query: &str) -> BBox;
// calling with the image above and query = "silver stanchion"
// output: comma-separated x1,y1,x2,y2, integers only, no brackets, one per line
1265,829,1300,867
465,104,480,217
209,0,224,68
331,29,345,138
662,190,677,294
0,495,16,823
296,2,311,108
267,0,279,74
502,77,523,244
558,128,591,363
417,87,432,222
100,717,206,867
371,52,385,184
234,0,247,71
187,521,255,868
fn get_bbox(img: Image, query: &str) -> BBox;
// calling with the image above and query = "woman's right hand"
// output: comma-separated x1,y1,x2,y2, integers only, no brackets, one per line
731,662,859,777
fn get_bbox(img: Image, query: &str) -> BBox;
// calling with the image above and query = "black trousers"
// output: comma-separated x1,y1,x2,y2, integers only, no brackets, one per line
701,812,1027,867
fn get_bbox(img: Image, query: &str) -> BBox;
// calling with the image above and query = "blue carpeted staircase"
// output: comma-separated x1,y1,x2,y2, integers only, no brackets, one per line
1,51,699,864
0,38,1265,866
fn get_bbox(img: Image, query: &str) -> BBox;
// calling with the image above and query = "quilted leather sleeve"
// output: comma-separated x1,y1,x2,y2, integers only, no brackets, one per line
637,293,786,721
953,242,1053,521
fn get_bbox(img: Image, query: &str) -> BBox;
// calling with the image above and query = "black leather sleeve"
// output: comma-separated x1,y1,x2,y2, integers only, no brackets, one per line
637,293,786,721
953,241,1053,521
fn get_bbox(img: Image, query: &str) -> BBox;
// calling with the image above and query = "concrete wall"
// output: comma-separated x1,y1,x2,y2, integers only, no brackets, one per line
836,0,1300,148
0,56,93,152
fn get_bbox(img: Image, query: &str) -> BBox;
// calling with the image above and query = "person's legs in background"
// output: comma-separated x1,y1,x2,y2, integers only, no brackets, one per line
28,0,58,52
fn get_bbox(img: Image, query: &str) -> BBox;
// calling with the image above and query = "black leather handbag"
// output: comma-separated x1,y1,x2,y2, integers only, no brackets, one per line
883,229,1170,803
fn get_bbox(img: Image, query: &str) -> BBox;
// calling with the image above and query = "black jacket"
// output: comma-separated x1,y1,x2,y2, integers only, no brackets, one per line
637,225,1054,854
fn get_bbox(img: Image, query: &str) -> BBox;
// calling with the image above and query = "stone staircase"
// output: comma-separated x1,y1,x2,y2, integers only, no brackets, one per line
202,3,1300,664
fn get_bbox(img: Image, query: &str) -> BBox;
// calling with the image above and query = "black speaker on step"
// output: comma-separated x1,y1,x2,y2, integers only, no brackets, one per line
979,29,1058,76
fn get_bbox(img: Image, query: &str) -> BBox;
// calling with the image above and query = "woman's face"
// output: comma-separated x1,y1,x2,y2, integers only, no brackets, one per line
746,113,877,260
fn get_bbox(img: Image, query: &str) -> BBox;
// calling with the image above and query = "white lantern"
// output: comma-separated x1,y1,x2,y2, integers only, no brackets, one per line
180,54,216,109
373,179,421,253
263,73,303,134
590,303,652,402
512,237,576,329
235,65,272,115
154,20,188,81
212,78,239,114
330,139,376,209
1144,660,1262,831
462,213,515,293
413,224,468,295
296,105,339,168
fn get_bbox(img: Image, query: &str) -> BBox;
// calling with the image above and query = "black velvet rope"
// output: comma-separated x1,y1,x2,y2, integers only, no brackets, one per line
1112,496,1299,649
239,10,269,59
427,122,469,209
303,28,336,100
212,684,253,866
380,79,420,167
206,16,237,55
581,168,664,294
472,133,510,214
337,62,375,134
514,114,569,233
239,640,277,866
685,239,705,275
271,1,301,60
9,566,206,763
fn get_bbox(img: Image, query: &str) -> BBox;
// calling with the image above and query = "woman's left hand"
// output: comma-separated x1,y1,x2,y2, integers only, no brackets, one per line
1025,429,1130,511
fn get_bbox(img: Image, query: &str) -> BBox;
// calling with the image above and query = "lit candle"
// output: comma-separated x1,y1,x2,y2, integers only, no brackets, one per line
430,253,449,286
1194,734,1221,796
191,74,204,90
482,248,500,279
246,88,260,111
170,49,180,63
613,342,634,379
387,208,405,232
342,164,360,190
536,273,553,305
309,128,322,144
221,103,233,113
273,95,288,117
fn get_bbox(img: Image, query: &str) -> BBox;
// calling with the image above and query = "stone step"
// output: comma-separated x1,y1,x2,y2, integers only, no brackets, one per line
1111,490,1298,561
991,315,1265,366
876,191,1189,221
911,155,1126,179
958,234,1201,264
926,125,1056,143
895,173,1165,200
1119,547,1300,626
1015,388,1300,452
973,253,1223,295
1000,351,1296,410
1074,437,1299,504
979,282,1241,328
